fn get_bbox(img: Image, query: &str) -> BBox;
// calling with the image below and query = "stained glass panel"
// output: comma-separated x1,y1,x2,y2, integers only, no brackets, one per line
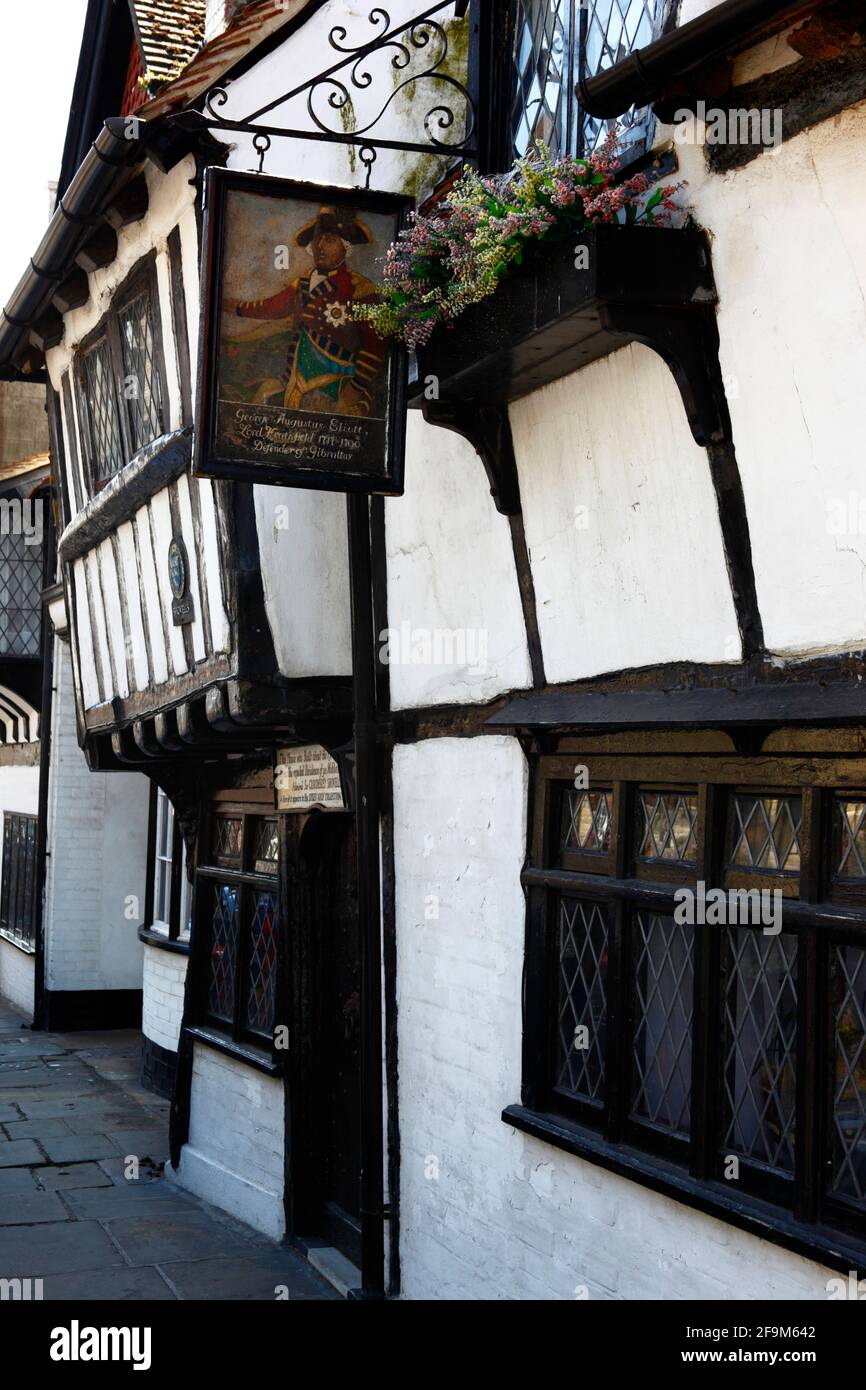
208,882,240,1023
246,890,279,1035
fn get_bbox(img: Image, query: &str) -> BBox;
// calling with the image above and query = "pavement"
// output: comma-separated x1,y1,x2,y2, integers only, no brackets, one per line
0,995,338,1300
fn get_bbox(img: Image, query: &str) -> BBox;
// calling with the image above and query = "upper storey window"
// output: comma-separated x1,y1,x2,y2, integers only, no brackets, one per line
74,255,167,494
510,0,669,161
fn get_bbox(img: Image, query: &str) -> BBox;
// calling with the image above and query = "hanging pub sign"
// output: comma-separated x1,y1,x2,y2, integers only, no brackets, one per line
194,168,411,495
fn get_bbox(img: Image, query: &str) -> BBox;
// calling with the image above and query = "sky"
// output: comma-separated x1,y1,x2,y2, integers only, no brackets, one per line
0,0,89,306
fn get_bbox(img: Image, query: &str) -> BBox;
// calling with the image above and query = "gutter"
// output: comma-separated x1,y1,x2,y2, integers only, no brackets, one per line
0,117,149,380
579,0,824,118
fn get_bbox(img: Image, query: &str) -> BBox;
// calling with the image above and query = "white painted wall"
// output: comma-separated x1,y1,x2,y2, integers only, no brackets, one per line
511,343,741,681
255,485,352,678
384,413,532,708
0,938,35,1018
668,97,866,659
173,1041,285,1240
141,942,188,1053
43,642,149,993
393,735,837,1300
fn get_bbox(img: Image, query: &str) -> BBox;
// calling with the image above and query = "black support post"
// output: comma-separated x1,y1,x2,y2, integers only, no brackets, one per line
347,491,386,1298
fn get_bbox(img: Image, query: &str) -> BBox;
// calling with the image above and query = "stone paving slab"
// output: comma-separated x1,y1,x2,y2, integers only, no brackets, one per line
0,1190,68,1224
0,1103,22,1123
0,1138,43,1166
41,1266,178,1300
0,1165,38,1193
40,1134,121,1163
161,1253,341,1301
0,1219,125,1277
63,1185,197,1220
104,1211,263,1267
38,1162,113,1191
107,1129,171,1161
2,1117,73,1139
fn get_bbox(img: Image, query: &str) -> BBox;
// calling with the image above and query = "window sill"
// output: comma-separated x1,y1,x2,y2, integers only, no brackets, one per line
501,1104,866,1280
0,929,34,956
138,925,190,956
185,1024,285,1078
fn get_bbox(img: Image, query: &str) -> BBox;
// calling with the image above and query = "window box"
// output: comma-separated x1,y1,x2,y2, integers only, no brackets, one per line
407,224,722,518
408,224,716,411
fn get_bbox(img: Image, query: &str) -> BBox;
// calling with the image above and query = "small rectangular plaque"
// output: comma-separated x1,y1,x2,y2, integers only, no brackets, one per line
276,745,345,813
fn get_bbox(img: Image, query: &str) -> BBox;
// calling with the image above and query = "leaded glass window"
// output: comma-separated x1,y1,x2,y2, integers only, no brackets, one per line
557,897,608,1102
148,787,191,941
631,910,693,1136
80,338,124,487
723,929,798,1176
119,291,163,454
522,752,866,1253
509,0,668,163
74,258,166,495
195,803,283,1051
0,501,42,657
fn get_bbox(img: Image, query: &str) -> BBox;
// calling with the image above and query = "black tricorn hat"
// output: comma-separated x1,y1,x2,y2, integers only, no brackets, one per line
295,206,373,247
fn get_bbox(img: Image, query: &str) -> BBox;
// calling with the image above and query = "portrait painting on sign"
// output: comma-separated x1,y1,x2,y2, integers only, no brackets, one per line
195,170,409,495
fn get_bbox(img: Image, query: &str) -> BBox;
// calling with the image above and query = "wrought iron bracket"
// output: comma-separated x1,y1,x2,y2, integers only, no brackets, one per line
168,1,477,184
421,398,521,516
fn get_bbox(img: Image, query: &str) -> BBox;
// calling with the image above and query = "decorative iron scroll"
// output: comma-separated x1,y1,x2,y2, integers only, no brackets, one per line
171,2,476,185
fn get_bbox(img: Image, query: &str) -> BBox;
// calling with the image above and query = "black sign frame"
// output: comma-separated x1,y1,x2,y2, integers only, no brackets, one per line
194,167,411,496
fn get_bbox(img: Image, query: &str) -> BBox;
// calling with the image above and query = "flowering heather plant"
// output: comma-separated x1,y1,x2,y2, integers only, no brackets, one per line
357,133,683,348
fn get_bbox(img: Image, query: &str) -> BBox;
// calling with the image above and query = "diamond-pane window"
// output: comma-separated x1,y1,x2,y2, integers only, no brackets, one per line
562,789,612,854
556,897,608,1102
638,791,697,864
723,929,798,1175
253,818,279,875
0,813,38,950
81,339,124,486
830,945,866,1202
730,795,802,875
510,0,666,162
208,882,240,1023
246,890,279,1034
631,912,693,1136
118,291,163,454
212,816,242,863
836,800,866,880
0,518,42,657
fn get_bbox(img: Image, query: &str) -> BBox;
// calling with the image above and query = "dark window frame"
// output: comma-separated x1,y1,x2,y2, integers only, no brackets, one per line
516,745,866,1265
73,252,169,497
0,811,38,953
188,797,284,1061
476,0,673,175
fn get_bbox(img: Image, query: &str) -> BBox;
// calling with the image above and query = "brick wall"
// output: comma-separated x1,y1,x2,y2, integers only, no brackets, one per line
393,736,838,1301
142,942,188,1052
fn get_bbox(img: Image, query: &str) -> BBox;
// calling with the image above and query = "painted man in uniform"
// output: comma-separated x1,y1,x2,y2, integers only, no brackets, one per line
225,207,384,418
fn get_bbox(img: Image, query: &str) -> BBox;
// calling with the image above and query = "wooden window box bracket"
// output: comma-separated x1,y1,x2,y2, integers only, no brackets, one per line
408,224,726,516
409,224,765,658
